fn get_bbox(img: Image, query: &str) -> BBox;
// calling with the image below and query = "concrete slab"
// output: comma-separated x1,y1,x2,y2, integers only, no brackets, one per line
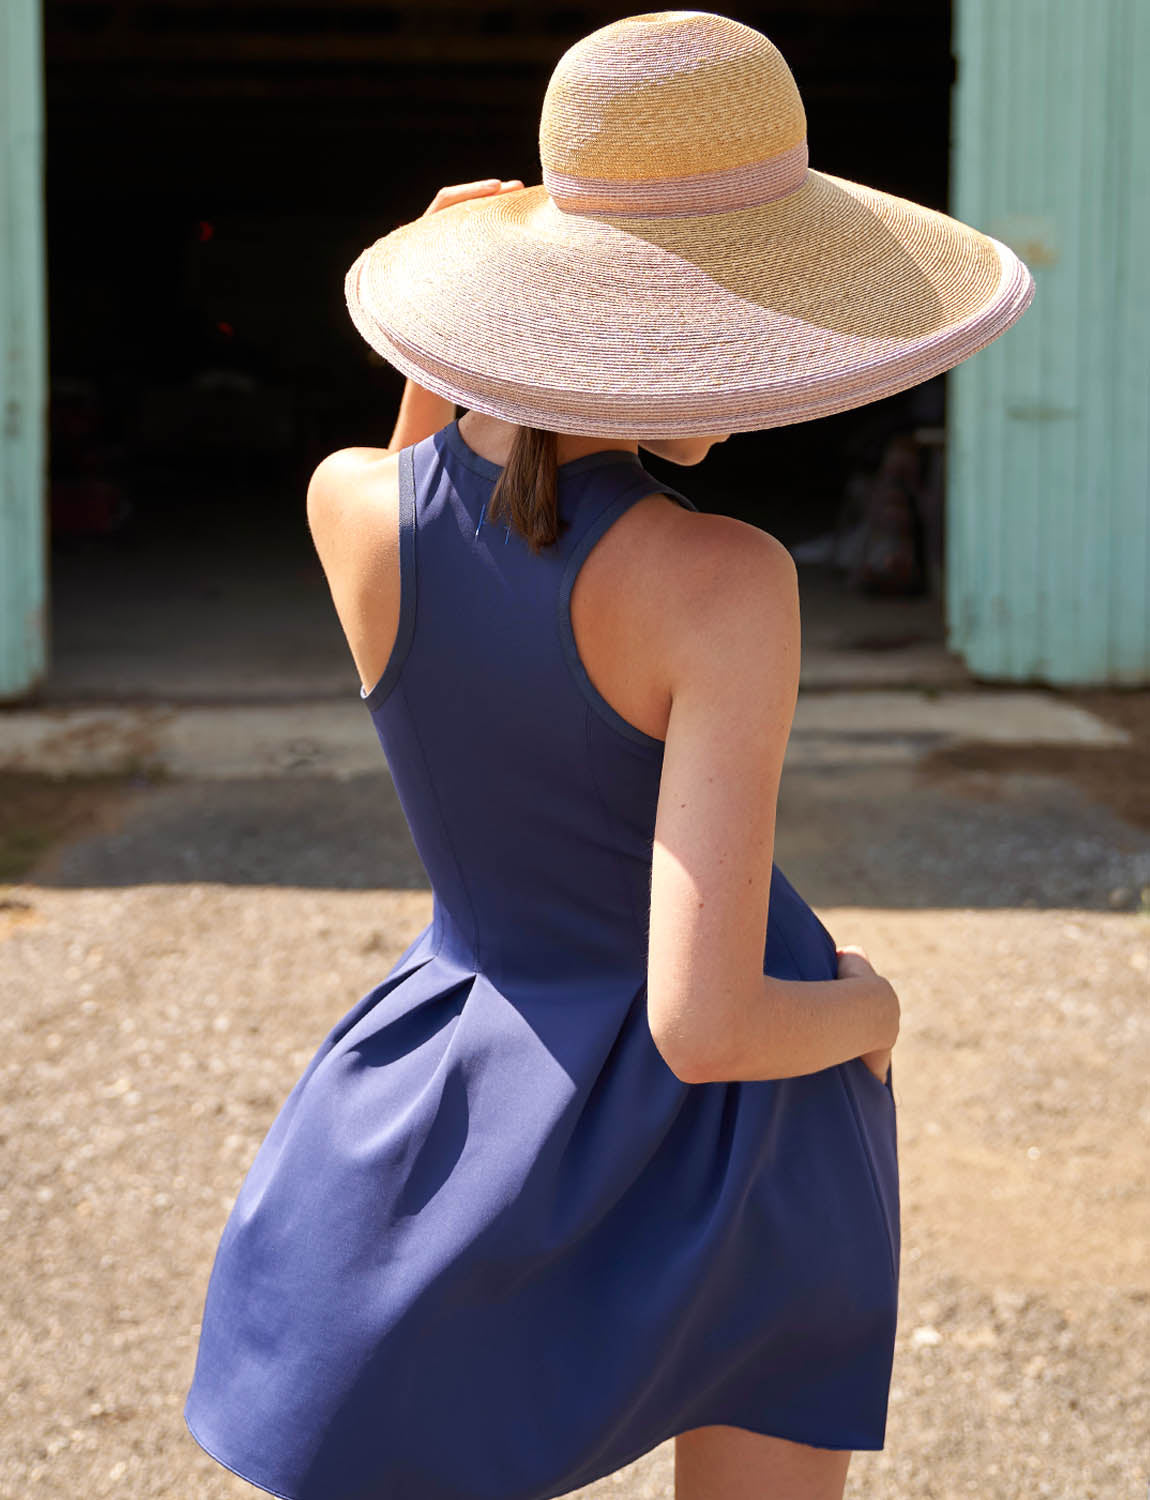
0,690,1132,780
0,703,381,780
798,645,978,690
786,690,1132,767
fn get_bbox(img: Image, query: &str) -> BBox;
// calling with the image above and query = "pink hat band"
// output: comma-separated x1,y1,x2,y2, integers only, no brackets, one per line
543,138,810,218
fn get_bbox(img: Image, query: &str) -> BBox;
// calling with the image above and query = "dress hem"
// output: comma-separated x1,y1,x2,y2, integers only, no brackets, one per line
185,1404,881,1500
185,1409,301,1500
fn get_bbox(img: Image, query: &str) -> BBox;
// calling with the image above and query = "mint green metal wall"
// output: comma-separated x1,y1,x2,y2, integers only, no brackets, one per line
947,0,1149,684
0,0,48,700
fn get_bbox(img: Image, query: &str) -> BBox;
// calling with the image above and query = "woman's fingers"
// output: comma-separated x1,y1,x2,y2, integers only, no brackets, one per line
836,943,871,964
422,179,525,217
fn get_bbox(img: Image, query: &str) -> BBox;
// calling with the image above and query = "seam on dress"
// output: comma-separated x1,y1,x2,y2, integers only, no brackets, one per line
397,675,484,968
583,702,647,938
385,913,446,975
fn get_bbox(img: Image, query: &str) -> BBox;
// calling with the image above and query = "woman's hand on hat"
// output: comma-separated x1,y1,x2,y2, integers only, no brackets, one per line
421,179,525,218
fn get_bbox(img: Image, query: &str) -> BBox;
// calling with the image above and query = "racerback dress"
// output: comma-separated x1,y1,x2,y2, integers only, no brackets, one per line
184,417,900,1500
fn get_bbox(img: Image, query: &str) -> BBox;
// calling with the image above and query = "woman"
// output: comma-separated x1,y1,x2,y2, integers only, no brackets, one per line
185,13,1034,1500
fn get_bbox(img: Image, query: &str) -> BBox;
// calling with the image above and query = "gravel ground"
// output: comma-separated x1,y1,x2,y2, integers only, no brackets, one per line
1,731,1147,1500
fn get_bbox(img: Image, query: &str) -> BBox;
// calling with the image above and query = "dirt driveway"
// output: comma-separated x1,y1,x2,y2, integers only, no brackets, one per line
1,689,1147,1500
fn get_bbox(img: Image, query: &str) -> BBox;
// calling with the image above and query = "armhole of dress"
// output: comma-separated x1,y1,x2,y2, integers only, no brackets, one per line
360,444,418,711
556,470,699,755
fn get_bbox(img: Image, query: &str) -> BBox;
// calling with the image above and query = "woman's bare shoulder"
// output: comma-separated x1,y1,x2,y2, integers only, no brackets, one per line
635,496,798,660
305,448,404,695
637,490,792,572
306,448,401,569
306,446,397,521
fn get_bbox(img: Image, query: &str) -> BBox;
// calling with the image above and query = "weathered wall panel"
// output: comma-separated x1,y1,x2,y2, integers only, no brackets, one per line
1,0,48,700
947,0,1149,683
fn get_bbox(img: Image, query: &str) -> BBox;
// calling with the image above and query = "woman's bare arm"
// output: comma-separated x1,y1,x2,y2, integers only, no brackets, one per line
646,518,896,1084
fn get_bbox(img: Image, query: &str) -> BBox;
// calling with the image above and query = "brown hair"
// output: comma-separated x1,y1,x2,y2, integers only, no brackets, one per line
484,424,564,555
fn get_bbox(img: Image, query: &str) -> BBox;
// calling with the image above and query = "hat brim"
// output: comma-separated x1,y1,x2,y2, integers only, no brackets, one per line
344,174,1034,437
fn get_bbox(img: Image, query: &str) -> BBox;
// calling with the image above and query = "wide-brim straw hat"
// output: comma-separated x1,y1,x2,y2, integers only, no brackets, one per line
344,9,1036,438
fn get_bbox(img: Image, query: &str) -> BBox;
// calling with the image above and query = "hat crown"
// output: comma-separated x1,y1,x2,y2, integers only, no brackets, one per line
539,11,808,217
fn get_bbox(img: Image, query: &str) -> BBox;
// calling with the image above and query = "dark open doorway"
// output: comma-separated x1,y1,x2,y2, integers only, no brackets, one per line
42,1,957,702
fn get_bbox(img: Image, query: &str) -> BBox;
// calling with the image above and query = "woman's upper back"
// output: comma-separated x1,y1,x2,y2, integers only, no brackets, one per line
308,421,801,1071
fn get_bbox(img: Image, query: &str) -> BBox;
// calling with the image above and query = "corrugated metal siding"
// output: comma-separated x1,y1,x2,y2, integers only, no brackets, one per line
1,0,48,700
947,0,1150,684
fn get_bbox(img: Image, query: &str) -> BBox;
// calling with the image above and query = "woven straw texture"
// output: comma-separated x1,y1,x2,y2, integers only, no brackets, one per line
344,10,1036,438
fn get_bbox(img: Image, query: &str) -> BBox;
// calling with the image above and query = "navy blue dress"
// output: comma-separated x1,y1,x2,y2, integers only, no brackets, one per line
184,417,900,1500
